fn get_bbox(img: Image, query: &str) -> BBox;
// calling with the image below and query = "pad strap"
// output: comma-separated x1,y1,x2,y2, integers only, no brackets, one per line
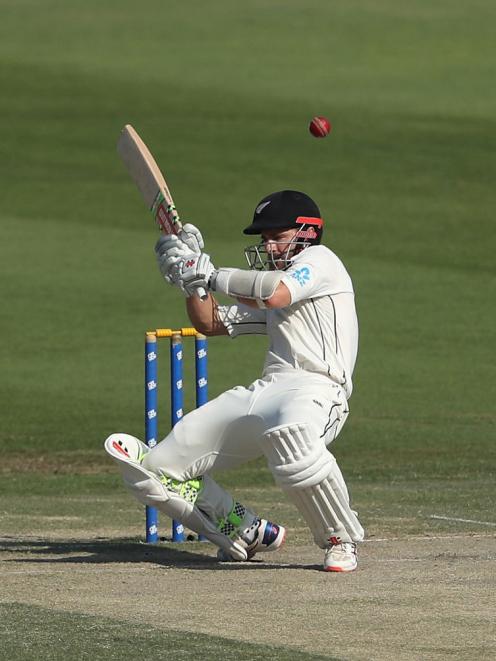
217,501,248,539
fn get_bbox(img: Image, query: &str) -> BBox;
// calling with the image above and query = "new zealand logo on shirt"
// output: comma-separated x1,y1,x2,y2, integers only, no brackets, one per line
290,266,311,286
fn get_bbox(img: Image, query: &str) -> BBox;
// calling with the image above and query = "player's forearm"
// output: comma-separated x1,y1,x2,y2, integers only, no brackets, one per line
236,297,259,308
186,293,228,336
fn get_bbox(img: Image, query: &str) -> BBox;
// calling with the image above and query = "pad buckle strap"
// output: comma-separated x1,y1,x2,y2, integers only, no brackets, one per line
217,502,247,539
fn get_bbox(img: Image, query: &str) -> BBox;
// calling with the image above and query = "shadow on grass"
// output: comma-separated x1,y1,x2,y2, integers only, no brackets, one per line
0,536,321,571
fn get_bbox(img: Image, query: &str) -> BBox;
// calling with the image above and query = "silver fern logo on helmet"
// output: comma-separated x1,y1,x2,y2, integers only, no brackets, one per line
255,200,271,214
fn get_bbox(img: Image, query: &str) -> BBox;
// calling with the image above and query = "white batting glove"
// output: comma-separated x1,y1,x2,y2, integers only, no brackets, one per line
155,235,191,284
179,223,204,255
178,252,216,297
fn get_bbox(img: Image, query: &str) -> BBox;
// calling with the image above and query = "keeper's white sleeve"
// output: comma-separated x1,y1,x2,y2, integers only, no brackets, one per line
217,302,267,337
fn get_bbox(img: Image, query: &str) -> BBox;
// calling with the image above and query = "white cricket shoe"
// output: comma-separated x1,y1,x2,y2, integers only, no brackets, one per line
217,518,286,562
324,542,358,573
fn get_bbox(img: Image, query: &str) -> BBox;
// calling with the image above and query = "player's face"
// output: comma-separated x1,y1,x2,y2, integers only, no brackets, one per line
261,228,299,269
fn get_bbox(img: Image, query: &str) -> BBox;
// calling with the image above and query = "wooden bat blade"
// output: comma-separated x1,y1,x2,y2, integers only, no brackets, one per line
117,124,208,300
117,124,181,235
117,124,164,208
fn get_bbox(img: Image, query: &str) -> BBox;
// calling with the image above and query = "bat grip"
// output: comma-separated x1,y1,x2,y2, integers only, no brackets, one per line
197,286,208,301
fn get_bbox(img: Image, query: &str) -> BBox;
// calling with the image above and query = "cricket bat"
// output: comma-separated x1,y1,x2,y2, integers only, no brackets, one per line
117,124,207,299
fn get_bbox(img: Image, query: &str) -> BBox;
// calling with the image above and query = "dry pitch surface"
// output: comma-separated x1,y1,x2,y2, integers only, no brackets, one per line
1,531,494,660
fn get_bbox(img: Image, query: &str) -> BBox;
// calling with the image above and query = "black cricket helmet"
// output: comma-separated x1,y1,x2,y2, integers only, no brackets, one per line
243,190,324,270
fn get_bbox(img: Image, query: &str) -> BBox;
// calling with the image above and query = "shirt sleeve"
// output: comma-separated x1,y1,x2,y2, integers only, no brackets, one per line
280,247,353,304
216,303,267,337
281,261,327,304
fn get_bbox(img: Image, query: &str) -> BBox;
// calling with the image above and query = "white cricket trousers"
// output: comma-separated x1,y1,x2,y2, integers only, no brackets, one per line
142,370,349,481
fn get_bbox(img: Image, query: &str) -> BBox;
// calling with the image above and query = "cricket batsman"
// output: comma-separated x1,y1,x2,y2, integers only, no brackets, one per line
105,190,364,571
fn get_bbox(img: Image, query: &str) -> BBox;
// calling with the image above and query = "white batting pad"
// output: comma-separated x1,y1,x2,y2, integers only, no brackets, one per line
105,433,149,464
259,423,364,546
104,433,249,560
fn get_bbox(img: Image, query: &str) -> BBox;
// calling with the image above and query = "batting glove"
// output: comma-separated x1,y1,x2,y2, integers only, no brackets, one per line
179,223,204,255
155,235,192,284
178,252,217,297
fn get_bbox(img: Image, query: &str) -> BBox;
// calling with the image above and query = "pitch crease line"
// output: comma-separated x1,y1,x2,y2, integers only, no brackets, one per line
363,532,494,543
429,515,496,526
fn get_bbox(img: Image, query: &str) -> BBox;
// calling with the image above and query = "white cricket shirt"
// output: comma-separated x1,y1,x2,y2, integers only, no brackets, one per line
218,245,359,398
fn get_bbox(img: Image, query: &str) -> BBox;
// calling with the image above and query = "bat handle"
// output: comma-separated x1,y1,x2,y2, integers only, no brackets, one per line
197,286,208,301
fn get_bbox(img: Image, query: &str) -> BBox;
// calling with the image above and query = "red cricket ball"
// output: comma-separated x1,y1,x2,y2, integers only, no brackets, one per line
309,116,331,138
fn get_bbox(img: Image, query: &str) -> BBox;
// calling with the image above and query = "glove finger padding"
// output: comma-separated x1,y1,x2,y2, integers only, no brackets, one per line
160,246,189,261
179,252,216,297
180,223,204,253
157,251,182,285
155,235,194,287
155,234,191,258
155,234,177,255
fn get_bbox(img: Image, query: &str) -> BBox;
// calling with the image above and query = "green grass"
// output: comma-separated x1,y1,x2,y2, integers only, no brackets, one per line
0,604,335,661
2,7,495,660
1,466,494,542
0,0,494,539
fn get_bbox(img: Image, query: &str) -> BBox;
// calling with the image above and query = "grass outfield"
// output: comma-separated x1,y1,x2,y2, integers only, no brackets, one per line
1,1,494,451
0,2,495,658
0,604,334,661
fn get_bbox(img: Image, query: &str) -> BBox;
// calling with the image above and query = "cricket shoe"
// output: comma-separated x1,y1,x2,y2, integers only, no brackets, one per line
323,541,358,573
217,518,286,562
